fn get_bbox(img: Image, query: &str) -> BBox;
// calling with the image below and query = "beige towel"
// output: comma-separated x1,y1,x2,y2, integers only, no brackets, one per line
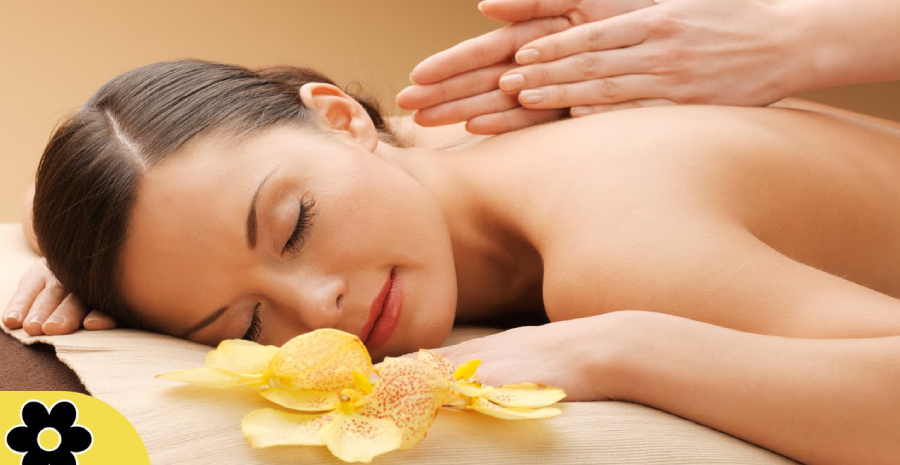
0,223,795,464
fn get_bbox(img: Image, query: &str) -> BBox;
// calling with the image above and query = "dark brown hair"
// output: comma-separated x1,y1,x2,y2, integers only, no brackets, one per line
32,59,393,329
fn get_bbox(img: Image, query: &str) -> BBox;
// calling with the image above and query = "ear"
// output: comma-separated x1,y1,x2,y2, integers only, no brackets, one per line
299,83,379,151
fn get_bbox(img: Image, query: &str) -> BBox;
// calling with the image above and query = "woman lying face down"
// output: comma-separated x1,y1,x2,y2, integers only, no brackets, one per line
31,61,471,359
19,59,900,463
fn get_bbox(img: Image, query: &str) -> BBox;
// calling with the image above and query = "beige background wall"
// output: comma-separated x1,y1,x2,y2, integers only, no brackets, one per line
1,0,898,222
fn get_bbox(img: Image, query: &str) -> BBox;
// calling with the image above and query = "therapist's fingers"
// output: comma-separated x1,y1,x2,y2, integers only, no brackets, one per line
83,309,118,331
397,62,516,111
409,17,570,86
478,0,580,23
516,12,648,66
517,74,665,109
499,49,649,93
569,99,677,117
414,89,520,127
467,107,566,135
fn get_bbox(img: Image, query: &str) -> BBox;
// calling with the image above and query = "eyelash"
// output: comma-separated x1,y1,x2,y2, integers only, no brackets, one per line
241,303,262,342
283,198,316,256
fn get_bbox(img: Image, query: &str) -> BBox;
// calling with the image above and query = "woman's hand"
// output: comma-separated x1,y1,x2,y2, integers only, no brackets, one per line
3,259,117,335
398,0,802,134
426,312,644,402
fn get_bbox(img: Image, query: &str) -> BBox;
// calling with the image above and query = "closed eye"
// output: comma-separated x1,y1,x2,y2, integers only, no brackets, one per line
241,303,262,342
283,198,316,256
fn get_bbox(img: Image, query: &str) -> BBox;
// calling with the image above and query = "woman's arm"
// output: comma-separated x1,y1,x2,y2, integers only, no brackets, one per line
3,183,117,334
608,311,900,465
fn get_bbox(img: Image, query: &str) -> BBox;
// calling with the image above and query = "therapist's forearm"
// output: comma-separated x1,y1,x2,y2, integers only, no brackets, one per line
788,0,900,91
609,313,900,465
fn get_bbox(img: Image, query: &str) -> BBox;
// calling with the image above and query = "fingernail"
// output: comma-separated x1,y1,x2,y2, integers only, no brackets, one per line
45,315,64,326
477,1,488,12
571,106,592,117
499,73,525,92
5,312,21,322
516,49,540,65
519,89,544,104
25,316,43,327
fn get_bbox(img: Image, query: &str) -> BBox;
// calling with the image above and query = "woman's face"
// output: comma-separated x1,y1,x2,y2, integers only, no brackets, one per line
119,122,457,359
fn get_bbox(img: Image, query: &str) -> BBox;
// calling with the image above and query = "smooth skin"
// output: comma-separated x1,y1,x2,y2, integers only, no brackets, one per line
398,0,900,134
5,92,900,463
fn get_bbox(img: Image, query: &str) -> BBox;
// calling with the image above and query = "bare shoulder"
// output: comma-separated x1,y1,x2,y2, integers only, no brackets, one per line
522,105,900,327
386,116,489,150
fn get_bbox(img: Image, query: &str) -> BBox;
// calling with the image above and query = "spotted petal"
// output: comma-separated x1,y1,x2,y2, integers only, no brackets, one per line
156,366,266,388
366,357,448,449
450,381,493,398
320,413,402,463
205,339,280,375
259,387,340,412
268,329,373,392
468,397,562,419
483,383,567,408
416,349,456,379
241,408,334,447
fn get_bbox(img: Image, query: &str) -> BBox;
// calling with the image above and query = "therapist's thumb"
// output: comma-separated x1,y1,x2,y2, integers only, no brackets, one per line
478,0,579,23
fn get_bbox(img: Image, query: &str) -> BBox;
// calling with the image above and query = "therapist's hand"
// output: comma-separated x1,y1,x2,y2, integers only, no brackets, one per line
397,0,657,134
399,0,801,134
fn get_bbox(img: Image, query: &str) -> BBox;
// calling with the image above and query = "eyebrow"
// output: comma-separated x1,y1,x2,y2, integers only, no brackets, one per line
246,168,278,249
183,168,279,339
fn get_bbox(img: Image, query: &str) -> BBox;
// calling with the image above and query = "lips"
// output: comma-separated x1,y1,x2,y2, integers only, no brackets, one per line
360,268,402,351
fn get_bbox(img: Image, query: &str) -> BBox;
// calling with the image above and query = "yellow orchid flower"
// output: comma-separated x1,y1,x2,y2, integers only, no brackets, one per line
159,330,565,463
416,349,567,419
242,357,448,463
156,339,279,388
157,328,372,396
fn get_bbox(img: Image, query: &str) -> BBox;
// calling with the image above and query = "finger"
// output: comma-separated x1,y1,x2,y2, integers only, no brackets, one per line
410,17,570,85
42,293,88,336
83,309,118,330
3,268,49,329
479,0,580,23
397,62,516,111
414,89,520,127
570,99,676,117
516,13,648,65
499,49,647,93
22,281,67,336
466,107,566,135
518,74,664,109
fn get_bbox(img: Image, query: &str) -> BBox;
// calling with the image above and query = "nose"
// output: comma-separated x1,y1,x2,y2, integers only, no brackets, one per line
290,274,346,330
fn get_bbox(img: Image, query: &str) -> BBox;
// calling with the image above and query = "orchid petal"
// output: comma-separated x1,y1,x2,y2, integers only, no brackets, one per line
416,349,456,379
353,371,374,395
468,397,562,420
205,339,280,375
449,382,493,398
259,387,340,412
364,357,448,449
268,329,373,391
156,366,266,388
320,413,402,463
453,359,481,381
483,383,567,408
241,408,334,447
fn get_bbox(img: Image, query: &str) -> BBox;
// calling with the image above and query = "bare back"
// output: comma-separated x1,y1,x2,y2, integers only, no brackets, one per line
459,103,900,337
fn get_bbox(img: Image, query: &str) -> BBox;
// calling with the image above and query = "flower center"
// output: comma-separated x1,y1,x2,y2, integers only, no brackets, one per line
37,427,61,451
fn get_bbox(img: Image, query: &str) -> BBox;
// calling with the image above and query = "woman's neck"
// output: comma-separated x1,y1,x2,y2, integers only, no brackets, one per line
376,142,545,321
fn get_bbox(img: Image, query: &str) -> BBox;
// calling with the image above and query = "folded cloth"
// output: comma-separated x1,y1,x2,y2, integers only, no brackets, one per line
0,223,796,464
